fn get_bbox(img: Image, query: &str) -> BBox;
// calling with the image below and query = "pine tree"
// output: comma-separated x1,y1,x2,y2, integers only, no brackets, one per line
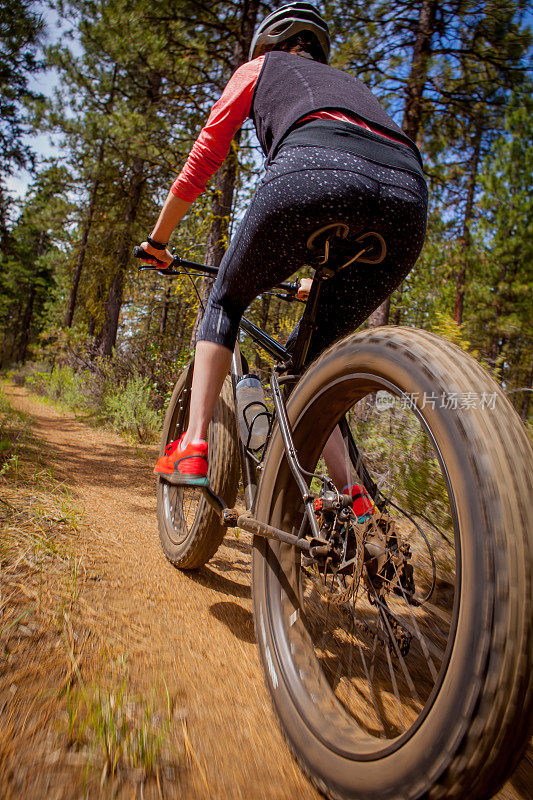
0,165,71,364
329,0,531,326
470,93,532,418
0,0,44,178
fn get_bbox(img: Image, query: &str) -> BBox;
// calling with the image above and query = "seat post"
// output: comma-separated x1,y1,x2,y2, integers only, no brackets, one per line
287,264,328,373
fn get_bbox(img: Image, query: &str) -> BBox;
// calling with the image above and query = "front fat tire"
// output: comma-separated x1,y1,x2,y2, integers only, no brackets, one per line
252,326,533,800
156,369,240,570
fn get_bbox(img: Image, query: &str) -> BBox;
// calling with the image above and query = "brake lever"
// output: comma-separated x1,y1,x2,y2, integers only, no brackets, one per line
138,265,181,276
271,292,305,303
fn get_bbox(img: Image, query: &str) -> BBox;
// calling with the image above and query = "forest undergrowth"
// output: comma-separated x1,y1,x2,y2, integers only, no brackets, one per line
4,339,176,444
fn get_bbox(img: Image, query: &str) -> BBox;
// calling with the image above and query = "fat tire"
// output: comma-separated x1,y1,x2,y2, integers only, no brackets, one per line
252,326,533,800
156,368,240,569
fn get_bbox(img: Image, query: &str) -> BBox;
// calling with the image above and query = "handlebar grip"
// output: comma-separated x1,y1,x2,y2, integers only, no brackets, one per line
132,245,167,267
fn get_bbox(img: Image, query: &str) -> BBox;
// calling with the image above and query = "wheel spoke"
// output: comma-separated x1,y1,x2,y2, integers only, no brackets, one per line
391,561,438,681
367,571,421,706
289,380,458,747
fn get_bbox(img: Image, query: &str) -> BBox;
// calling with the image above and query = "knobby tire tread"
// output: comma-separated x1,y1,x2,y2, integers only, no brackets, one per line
157,372,240,570
252,326,532,800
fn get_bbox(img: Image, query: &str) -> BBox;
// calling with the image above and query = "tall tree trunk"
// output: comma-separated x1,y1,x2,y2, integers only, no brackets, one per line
16,284,37,363
454,121,483,325
64,149,102,327
190,144,241,343
16,229,45,362
96,157,146,356
64,65,117,328
96,69,162,357
402,0,439,143
367,296,391,328
370,0,438,328
190,0,260,344
177,306,189,351
489,261,508,364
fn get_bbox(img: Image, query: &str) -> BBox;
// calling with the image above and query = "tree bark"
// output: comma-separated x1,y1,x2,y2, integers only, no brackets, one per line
402,0,439,144
159,283,171,338
96,69,162,357
453,121,483,325
189,142,242,343
95,156,146,356
189,0,260,345
367,296,391,328
370,0,438,328
16,284,37,363
64,65,117,328
16,229,45,362
64,149,102,327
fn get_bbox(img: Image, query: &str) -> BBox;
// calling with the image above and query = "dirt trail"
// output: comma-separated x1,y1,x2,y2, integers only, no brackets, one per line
4,384,531,800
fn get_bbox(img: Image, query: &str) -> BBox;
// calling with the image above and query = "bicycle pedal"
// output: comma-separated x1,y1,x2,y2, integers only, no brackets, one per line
201,486,226,514
160,473,209,487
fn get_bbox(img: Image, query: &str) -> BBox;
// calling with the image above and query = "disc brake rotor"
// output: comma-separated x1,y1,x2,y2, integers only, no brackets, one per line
305,519,365,605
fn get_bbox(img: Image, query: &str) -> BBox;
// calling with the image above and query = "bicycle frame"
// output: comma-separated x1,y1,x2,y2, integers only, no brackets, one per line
140,252,378,555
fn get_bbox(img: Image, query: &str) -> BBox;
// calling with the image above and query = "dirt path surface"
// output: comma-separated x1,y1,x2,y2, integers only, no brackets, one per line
4,384,531,800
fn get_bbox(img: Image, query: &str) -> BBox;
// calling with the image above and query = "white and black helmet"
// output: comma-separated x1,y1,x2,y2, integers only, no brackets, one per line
249,2,330,64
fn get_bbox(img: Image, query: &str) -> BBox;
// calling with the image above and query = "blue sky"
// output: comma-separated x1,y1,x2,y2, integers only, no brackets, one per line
5,4,77,201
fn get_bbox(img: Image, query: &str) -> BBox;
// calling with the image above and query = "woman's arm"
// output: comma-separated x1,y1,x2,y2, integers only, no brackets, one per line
140,193,193,265
139,57,265,265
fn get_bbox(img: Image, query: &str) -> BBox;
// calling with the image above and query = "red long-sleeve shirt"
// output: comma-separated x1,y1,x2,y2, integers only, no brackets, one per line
171,56,406,202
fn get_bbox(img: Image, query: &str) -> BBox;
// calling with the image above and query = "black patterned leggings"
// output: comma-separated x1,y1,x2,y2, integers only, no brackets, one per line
197,136,428,365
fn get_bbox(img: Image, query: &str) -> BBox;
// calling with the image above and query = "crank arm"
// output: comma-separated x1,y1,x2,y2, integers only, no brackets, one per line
230,512,331,558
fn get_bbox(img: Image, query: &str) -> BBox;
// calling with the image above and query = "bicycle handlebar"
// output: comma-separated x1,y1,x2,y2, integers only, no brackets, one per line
132,246,299,296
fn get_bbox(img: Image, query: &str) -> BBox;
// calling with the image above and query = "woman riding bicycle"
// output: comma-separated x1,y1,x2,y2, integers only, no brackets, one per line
137,2,428,486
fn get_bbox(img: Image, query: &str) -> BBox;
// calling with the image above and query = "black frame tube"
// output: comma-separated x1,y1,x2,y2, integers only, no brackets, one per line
151,257,365,524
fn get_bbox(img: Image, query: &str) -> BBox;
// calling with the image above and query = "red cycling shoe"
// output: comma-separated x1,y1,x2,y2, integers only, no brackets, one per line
154,435,209,486
343,483,375,521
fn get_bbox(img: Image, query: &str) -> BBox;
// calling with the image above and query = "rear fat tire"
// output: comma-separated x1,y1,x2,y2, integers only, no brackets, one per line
252,326,533,800
156,368,240,569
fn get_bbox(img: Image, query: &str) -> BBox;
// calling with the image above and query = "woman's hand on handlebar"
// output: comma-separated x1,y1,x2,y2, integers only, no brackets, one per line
138,241,174,268
297,277,313,301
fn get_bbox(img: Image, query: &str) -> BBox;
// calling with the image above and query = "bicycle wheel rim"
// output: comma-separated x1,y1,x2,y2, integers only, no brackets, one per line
261,372,461,761
161,483,203,545
159,376,203,545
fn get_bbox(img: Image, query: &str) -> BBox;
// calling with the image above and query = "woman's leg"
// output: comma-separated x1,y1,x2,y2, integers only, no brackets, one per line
322,425,352,489
181,341,233,446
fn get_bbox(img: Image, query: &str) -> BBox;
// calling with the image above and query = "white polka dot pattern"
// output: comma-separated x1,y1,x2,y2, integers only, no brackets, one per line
197,143,428,363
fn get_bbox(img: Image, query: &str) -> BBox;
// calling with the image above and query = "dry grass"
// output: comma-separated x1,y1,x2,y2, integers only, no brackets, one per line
0,386,183,799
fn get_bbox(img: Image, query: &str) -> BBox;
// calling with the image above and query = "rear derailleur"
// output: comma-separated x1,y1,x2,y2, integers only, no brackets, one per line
362,512,415,655
305,486,416,656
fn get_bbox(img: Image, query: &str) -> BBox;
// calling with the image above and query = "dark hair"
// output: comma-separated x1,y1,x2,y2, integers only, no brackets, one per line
274,31,323,62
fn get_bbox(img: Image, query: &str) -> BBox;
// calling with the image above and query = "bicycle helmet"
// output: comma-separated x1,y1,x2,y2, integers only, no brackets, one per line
249,2,330,64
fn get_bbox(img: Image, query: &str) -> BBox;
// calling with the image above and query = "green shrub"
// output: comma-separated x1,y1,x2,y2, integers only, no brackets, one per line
26,365,90,412
6,351,168,443
102,374,161,442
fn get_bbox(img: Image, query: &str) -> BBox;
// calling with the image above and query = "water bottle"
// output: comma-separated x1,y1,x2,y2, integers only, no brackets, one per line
235,374,270,451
